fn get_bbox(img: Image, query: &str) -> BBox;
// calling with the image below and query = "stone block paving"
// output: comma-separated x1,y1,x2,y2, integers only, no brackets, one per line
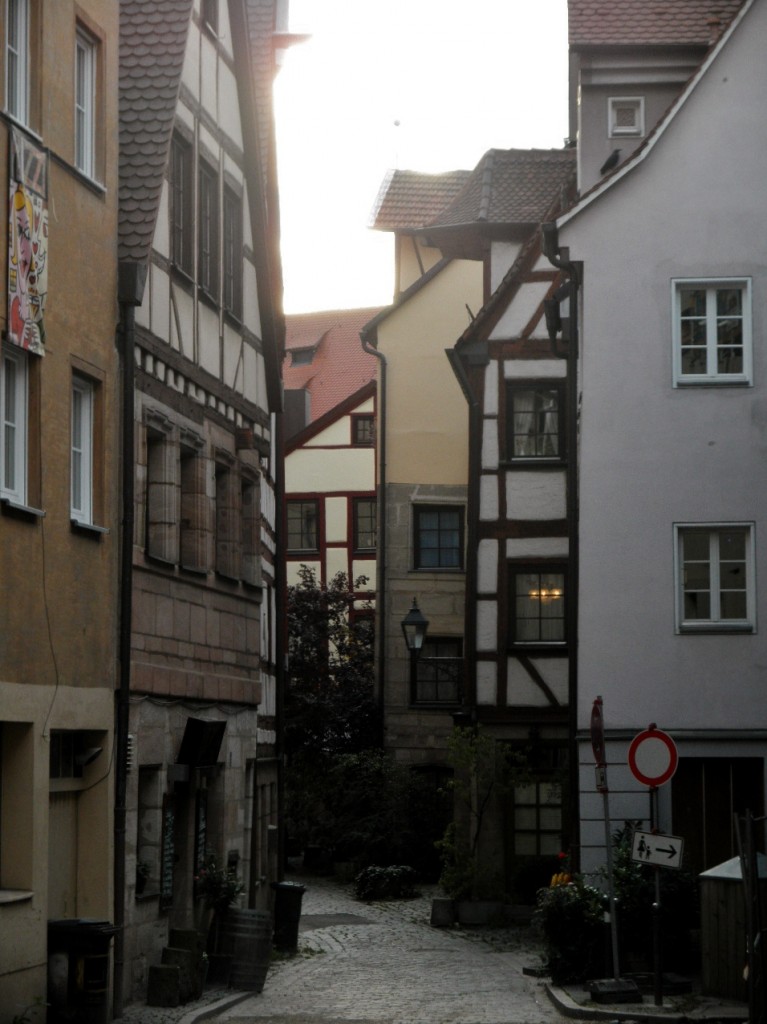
121,874,557,1024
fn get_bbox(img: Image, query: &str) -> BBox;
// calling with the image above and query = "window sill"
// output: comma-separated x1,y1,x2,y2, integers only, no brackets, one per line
198,287,219,311
170,265,195,293
215,570,240,585
71,519,110,538
410,701,462,710
179,564,209,577
412,567,465,574
509,642,568,653
135,890,160,903
1,498,45,521
678,623,754,634
71,166,107,195
145,552,177,568
674,377,751,388
223,307,243,330
503,459,566,469
0,889,33,905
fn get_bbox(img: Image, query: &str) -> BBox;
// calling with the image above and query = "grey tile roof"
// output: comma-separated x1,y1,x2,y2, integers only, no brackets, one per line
427,148,576,229
119,0,193,265
370,169,472,231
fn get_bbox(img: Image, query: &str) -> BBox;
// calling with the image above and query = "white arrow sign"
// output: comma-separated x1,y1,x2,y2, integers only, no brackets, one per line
631,830,684,870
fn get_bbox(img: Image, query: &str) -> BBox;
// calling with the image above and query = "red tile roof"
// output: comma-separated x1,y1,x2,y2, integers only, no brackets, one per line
428,148,576,229
569,0,745,47
283,307,382,423
370,169,472,232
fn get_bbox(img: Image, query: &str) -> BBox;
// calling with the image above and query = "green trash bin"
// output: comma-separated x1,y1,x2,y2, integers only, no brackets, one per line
271,881,306,952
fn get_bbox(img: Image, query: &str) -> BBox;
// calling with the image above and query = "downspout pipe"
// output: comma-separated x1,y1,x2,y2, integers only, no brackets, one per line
360,324,386,744
113,260,145,1019
445,347,482,722
541,221,582,871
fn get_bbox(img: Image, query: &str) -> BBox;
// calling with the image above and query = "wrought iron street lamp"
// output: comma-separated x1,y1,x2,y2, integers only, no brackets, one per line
400,598,429,657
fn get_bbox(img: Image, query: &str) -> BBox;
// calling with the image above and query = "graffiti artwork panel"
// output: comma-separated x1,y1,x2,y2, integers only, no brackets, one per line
8,129,48,355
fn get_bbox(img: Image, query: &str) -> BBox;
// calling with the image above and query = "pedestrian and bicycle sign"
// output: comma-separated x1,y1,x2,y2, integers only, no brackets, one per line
631,829,684,870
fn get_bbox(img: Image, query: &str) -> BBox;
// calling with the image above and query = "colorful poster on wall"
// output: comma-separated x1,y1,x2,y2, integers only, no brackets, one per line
8,128,48,356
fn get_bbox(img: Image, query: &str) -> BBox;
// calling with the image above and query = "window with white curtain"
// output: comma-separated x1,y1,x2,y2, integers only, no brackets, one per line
1,345,28,504
75,27,96,178
71,375,94,524
506,383,563,460
6,0,29,124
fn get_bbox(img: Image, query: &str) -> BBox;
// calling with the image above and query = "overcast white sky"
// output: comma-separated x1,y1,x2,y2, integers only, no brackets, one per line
274,0,569,314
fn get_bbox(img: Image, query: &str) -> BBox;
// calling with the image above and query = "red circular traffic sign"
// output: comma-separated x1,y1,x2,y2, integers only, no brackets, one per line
628,727,678,787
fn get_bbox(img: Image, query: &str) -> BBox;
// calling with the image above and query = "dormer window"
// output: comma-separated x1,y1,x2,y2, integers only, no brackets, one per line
608,97,644,138
290,348,314,366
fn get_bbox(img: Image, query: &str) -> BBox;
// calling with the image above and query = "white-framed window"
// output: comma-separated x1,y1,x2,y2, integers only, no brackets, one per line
6,0,29,124
608,96,644,137
1,345,28,504
71,375,93,524
675,524,755,632
74,27,96,177
672,278,752,385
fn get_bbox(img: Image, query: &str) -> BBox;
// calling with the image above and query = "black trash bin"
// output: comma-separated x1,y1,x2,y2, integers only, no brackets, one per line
48,918,117,1024
271,881,306,953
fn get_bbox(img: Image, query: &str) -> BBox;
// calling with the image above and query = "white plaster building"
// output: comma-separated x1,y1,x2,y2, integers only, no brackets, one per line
550,0,763,877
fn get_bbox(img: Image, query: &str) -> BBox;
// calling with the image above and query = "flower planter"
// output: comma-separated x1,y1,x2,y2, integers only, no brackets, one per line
456,900,503,926
206,953,232,987
430,897,455,927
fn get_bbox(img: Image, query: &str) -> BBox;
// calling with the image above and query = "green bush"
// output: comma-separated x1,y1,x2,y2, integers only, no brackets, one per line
534,880,607,983
353,865,418,902
604,821,699,971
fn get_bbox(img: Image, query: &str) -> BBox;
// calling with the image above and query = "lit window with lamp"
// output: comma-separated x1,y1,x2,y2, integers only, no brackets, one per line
510,567,566,644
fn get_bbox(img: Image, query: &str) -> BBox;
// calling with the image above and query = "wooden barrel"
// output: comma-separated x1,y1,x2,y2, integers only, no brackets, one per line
221,909,272,992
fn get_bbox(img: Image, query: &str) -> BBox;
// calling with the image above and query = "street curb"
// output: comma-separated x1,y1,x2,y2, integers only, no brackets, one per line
178,990,252,1024
545,984,749,1023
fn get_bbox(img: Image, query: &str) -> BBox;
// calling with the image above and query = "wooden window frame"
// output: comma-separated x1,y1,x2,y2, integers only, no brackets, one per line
170,131,194,277
352,496,376,553
508,562,567,648
413,504,464,571
287,498,319,553
222,184,242,320
505,381,565,463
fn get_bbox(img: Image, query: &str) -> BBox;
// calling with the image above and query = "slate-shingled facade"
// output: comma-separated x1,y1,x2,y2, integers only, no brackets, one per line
118,0,286,1005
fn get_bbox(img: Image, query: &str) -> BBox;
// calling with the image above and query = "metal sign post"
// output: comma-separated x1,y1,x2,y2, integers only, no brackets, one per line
627,725,681,1007
591,697,620,981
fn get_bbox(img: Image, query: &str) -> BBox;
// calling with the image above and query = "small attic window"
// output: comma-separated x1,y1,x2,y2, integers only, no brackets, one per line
608,97,644,138
291,348,314,366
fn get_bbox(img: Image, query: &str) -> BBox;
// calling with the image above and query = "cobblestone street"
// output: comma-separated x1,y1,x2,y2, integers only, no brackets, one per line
123,872,559,1024
213,874,557,1024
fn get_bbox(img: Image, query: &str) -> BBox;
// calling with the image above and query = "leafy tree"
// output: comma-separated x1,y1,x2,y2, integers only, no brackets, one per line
285,565,379,759
437,725,531,899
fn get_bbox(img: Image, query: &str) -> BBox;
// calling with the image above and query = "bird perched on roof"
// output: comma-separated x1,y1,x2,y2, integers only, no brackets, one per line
599,149,622,176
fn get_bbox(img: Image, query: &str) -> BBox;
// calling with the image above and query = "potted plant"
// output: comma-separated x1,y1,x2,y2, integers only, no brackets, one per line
194,852,245,956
